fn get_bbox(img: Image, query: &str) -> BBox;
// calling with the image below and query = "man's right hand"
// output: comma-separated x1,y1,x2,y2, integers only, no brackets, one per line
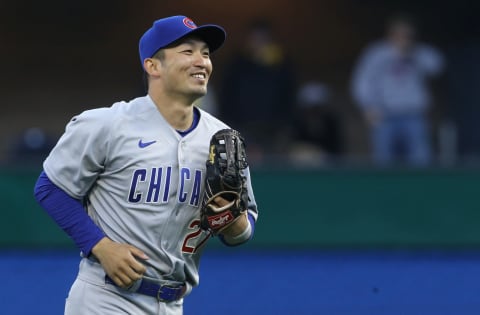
91,237,148,288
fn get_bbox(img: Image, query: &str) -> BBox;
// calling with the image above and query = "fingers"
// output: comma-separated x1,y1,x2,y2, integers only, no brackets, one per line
109,262,144,288
128,245,148,274
95,241,150,288
113,246,148,287
111,271,139,288
128,245,149,261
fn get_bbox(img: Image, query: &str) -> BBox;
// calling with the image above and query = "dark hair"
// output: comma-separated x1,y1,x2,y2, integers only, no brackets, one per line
142,49,166,92
386,13,417,31
152,49,166,61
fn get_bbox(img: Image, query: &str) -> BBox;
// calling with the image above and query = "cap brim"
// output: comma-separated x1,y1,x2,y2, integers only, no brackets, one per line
183,25,226,53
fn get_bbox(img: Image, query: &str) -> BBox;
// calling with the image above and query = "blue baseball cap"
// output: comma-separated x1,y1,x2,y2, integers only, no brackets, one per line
139,15,226,67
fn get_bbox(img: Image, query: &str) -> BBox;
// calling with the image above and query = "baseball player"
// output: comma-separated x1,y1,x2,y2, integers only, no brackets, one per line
33,15,258,315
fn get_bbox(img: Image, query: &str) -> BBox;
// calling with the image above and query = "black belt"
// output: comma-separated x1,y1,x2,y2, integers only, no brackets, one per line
105,276,186,302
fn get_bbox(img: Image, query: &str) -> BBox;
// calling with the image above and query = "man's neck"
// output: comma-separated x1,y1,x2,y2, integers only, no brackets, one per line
149,92,195,131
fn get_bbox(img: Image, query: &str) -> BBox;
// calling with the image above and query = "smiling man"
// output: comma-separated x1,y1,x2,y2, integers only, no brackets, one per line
33,15,258,315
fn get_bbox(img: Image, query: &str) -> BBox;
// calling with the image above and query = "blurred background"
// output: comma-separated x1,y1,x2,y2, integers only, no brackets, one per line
1,0,480,314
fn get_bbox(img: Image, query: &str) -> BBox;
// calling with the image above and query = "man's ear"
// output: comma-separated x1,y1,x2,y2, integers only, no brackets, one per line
143,58,162,77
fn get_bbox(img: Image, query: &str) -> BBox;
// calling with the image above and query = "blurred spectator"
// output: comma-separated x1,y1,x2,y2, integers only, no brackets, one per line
350,14,445,166
289,82,343,166
8,127,56,166
218,19,296,162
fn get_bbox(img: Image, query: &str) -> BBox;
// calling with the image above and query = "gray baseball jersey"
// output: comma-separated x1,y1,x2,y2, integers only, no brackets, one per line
43,95,258,289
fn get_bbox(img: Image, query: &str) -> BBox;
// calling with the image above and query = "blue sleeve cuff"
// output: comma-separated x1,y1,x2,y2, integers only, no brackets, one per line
33,170,105,256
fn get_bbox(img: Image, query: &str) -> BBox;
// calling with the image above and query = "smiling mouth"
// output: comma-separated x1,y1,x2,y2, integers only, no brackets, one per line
191,73,206,80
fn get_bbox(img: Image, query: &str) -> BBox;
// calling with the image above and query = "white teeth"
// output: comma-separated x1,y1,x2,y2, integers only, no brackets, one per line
192,74,205,79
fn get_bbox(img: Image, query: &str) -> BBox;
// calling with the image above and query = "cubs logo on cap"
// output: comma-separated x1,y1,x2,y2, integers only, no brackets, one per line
139,15,226,68
183,17,197,29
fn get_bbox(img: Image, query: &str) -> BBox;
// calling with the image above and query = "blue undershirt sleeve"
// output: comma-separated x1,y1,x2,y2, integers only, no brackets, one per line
33,170,105,256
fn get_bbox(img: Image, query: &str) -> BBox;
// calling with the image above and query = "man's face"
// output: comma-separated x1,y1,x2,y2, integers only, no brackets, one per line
159,36,213,101
388,22,415,53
